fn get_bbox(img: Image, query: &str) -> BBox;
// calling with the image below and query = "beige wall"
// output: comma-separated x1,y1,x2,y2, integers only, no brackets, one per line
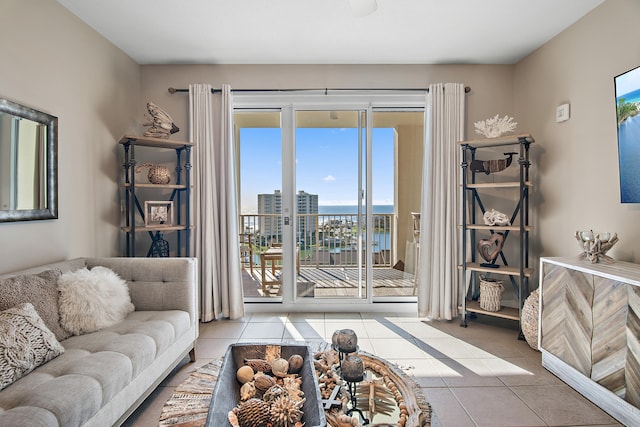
515,0,640,266
140,64,515,139
4,0,633,277
140,64,514,264
0,0,140,273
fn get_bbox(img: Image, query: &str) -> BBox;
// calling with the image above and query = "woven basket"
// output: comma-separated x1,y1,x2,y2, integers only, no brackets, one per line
521,288,540,350
479,277,503,312
136,163,171,185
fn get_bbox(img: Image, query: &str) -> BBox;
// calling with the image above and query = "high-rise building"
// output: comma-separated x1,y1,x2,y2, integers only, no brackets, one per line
257,190,318,244
296,190,318,244
258,190,282,241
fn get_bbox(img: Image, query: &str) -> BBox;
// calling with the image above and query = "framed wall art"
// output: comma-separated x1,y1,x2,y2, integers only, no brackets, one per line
144,201,173,227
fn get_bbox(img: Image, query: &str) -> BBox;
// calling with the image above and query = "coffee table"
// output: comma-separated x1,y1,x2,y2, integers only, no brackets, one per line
159,341,431,427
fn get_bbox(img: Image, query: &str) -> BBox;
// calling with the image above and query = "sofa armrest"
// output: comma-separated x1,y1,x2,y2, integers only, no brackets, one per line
84,257,198,325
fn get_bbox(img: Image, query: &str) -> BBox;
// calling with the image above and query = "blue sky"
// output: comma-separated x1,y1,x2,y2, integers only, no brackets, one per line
240,127,394,213
616,65,640,98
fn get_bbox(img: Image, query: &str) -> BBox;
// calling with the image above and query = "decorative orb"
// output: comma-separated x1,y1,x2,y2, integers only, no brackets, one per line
578,230,594,241
341,355,365,382
335,329,358,353
287,354,304,374
236,365,254,384
598,232,611,242
271,357,289,377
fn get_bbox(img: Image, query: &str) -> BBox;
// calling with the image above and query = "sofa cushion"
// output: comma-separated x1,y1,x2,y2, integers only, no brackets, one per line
0,270,70,341
58,266,135,335
0,303,65,391
0,309,191,426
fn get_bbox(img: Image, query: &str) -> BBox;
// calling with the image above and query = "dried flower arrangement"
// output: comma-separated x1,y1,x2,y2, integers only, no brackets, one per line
474,114,518,138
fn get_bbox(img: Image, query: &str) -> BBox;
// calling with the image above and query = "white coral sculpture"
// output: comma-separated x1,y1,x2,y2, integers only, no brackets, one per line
483,209,511,226
474,114,518,138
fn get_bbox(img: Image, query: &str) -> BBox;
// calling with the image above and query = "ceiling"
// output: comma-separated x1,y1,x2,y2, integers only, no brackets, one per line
57,0,604,65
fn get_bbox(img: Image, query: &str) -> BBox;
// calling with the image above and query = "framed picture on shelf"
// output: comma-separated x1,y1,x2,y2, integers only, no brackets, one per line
144,201,174,227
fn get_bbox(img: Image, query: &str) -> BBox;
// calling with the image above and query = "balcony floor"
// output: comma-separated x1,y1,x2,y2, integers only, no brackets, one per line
242,265,417,298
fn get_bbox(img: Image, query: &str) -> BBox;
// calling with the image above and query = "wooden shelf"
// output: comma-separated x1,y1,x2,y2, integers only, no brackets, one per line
466,224,533,232
123,183,189,190
119,134,193,149
457,133,534,148
466,181,532,189
459,300,520,321
465,262,533,277
121,225,190,232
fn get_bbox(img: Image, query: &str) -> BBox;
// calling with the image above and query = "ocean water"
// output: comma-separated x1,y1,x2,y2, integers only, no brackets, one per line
618,88,640,104
318,205,394,214
617,114,640,202
317,205,393,252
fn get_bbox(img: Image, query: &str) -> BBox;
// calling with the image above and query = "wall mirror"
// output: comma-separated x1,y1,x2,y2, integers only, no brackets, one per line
0,98,57,222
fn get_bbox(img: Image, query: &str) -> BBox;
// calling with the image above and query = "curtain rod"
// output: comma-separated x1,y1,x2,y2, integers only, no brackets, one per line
167,86,471,94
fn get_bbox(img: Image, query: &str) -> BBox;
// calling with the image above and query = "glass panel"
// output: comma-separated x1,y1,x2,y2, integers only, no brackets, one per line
371,111,424,299
235,111,283,300
295,110,367,299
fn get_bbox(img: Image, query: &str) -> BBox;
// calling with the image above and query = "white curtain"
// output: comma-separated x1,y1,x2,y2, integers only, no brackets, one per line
417,83,466,319
189,83,244,321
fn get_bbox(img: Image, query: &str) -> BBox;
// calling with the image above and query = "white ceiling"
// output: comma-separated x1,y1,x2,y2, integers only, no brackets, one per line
57,0,605,65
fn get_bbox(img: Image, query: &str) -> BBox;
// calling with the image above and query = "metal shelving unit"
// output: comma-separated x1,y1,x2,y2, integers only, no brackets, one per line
119,135,193,257
458,133,534,335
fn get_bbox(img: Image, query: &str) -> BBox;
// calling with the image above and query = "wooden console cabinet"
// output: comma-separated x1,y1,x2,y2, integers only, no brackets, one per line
539,257,640,425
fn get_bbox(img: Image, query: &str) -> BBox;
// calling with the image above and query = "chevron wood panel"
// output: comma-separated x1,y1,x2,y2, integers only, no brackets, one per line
626,285,640,408
541,263,594,376
591,277,628,397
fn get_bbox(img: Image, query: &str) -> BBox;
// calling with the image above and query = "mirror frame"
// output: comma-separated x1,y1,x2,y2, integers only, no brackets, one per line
0,98,58,222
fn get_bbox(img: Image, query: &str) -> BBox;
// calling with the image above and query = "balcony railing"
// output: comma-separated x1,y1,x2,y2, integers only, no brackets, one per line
240,213,394,268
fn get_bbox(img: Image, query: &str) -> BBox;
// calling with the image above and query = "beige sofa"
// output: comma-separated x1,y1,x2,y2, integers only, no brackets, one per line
0,257,199,427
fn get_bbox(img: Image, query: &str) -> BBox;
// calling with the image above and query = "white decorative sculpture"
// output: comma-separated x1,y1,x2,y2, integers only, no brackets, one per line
483,209,510,226
575,230,619,264
474,114,518,138
143,102,179,139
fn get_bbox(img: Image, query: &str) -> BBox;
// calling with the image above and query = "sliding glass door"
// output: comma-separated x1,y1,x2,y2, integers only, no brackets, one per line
235,92,425,307
294,110,368,300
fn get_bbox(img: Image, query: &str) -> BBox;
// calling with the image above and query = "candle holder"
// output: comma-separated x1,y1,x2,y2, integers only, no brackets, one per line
342,354,369,425
332,329,359,369
575,230,619,264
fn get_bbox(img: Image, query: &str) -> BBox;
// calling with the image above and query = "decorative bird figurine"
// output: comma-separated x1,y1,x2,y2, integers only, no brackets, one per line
143,102,179,139
470,152,517,174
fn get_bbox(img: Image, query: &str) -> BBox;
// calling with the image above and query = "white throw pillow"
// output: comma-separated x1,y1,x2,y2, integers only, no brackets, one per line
0,303,65,391
57,266,135,335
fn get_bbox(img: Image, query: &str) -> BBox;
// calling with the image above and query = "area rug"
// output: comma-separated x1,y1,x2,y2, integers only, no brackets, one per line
159,346,431,427
159,359,222,426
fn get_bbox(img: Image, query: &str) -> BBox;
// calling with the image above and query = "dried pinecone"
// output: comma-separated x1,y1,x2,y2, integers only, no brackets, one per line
237,398,270,427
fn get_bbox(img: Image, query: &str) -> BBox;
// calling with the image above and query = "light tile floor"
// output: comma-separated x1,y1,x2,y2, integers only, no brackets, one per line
123,312,622,427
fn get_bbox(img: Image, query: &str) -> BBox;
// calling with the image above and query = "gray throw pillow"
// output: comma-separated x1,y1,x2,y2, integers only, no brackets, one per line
0,303,65,391
0,270,71,341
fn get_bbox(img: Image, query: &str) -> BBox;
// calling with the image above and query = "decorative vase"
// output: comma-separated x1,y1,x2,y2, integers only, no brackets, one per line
477,233,505,264
521,288,540,351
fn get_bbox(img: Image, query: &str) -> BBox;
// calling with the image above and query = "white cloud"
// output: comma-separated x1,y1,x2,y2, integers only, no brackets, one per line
323,175,336,182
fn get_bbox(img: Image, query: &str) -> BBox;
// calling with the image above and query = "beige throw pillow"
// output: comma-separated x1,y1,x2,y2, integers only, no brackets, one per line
57,266,135,335
0,303,65,391
0,270,70,341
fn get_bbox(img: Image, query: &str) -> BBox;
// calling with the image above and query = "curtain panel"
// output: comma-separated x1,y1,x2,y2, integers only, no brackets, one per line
417,83,466,319
189,83,244,321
